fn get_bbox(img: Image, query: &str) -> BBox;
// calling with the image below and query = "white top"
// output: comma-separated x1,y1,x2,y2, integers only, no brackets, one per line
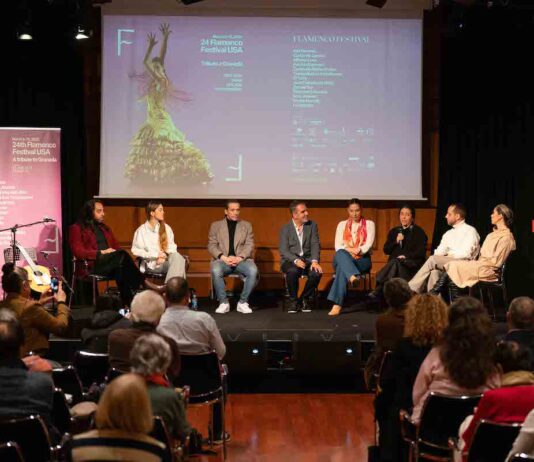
292,219,304,257
131,221,178,268
433,220,480,260
334,219,376,255
157,305,226,360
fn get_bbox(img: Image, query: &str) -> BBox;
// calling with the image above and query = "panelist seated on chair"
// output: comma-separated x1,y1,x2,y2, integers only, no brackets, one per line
369,205,427,301
409,203,480,294
279,200,323,314
69,199,161,307
429,204,516,302
327,198,375,316
208,199,258,315
132,202,187,282
0,264,69,357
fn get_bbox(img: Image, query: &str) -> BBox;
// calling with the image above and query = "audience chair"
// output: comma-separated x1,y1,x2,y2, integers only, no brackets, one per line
282,274,318,312
104,367,124,383
0,415,61,462
150,416,186,462
73,351,110,389
400,392,482,462
511,455,534,461
52,388,73,435
462,419,521,462
471,259,511,321
52,366,85,405
173,352,227,460
69,257,112,307
0,441,24,462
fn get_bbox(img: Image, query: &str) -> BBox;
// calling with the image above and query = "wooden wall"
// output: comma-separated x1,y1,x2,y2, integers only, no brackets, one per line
103,205,436,296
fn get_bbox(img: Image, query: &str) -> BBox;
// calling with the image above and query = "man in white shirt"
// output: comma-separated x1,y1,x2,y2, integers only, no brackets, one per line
409,204,480,293
157,277,227,442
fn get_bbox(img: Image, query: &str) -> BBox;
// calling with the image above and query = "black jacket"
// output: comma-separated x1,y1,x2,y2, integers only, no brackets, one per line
383,224,428,269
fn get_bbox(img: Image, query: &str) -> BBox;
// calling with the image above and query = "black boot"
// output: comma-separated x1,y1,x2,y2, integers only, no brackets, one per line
448,280,464,302
429,272,450,296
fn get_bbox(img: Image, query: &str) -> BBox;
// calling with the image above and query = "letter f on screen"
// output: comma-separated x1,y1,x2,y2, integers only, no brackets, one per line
117,29,135,56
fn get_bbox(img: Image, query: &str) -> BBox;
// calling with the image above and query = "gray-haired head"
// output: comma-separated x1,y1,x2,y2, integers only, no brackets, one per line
130,290,166,325
130,334,171,376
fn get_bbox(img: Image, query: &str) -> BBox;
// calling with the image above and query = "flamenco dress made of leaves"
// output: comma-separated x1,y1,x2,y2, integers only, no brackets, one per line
125,81,213,183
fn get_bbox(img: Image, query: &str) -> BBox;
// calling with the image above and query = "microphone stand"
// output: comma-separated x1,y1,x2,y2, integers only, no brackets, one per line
40,251,74,296
0,218,54,264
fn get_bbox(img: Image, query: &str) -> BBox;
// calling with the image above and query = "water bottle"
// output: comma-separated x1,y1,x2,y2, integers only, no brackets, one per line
190,289,198,310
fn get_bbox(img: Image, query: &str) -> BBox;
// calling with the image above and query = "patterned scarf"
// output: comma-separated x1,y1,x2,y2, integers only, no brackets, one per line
343,218,367,258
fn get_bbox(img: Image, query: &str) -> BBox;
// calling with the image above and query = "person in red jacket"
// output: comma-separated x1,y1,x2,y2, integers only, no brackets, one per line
459,341,534,460
69,199,160,306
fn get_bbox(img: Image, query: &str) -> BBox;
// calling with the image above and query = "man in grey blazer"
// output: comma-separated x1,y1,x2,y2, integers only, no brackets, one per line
208,200,258,314
279,200,323,313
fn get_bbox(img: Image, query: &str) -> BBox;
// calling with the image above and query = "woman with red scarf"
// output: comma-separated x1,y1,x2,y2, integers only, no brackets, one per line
328,198,375,316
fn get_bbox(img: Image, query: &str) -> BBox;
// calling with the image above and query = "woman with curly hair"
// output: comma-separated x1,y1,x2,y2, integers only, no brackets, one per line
376,294,449,462
411,297,500,423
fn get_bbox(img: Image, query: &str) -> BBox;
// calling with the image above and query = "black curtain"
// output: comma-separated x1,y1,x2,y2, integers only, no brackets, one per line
436,7,534,297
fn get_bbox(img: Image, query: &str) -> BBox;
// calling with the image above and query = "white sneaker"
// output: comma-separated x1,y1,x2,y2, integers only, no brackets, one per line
236,302,253,314
215,302,230,314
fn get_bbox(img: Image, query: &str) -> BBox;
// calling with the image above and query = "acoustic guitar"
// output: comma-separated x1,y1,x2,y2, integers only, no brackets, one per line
17,244,52,293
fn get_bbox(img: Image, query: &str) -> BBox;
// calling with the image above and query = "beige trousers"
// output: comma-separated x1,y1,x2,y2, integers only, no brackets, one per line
408,255,456,293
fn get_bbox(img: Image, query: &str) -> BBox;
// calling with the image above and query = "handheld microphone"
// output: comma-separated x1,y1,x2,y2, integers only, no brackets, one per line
43,217,56,223
398,227,404,248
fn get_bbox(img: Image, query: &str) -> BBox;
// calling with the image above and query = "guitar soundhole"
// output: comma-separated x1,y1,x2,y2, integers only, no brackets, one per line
34,271,43,277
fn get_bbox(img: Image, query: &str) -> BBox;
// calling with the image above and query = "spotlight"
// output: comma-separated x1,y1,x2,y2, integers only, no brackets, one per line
366,0,388,8
251,348,259,355
18,30,33,41
345,347,354,356
75,25,91,40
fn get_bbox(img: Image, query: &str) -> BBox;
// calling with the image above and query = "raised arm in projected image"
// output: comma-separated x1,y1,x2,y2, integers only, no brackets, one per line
124,23,213,184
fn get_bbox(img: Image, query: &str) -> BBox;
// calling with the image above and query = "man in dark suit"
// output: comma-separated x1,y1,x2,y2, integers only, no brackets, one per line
504,296,534,369
279,200,323,313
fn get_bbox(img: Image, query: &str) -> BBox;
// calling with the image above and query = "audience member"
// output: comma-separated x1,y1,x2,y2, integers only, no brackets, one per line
68,373,166,462
0,311,58,441
411,297,500,423
459,341,534,459
0,263,70,357
504,296,534,365
81,294,131,353
130,334,192,441
376,294,449,462
108,290,180,379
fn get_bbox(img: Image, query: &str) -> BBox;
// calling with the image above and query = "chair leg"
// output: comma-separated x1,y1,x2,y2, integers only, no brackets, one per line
487,288,496,320
92,278,97,306
209,403,214,448
221,396,227,461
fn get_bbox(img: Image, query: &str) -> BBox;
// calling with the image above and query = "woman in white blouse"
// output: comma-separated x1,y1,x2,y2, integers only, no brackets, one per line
132,202,187,282
327,198,375,316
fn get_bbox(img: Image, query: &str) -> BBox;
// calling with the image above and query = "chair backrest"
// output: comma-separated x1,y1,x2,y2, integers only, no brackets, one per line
511,454,534,462
149,416,173,462
0,441,25,462
105,367,124,383
173,352,222,398
52,388,72,435
74,351,110,388
3,247,37,264
467,420,521,462
0,415,52,462
52,366,84,404
377,350,394,392
418,392,482,448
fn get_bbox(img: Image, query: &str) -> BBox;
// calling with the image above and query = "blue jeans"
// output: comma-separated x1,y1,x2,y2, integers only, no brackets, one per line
327,250,372,306
210,259,259,303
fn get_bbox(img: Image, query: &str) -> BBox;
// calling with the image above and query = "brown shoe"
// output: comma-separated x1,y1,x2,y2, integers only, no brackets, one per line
144,279,166,294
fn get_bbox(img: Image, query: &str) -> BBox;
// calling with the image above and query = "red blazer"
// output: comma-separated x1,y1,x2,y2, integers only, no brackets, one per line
69,222,120,276
461,384,534,454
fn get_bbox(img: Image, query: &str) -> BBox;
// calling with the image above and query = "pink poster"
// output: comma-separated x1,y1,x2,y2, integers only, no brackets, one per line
0,127,63,276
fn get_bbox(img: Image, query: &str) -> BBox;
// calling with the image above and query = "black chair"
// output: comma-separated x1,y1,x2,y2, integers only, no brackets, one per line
52,388,73,435
105,367,124,383
150,416,186,462
0,415,60,462
52,366,85,405
400,392,482,462
173,352,227,460
511,454,534,461
73,351,110,389
0,441,24,462
138,255,190,282
465,419,521,462
471,259,510,320
69,257,112,307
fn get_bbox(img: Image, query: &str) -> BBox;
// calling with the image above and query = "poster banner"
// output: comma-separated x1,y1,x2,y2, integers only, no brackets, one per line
0,127,62,273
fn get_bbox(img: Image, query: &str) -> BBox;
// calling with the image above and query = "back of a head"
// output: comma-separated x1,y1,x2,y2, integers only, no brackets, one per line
130,290,166,324
0,314,24,361
95,294,123,313
1,263,27,294
495,341,533,374
509,297,534,330
130,334,171,377
95,373,153,434
404,294,449,347
165,277,189,305
383,278,412,310
441,297,496,389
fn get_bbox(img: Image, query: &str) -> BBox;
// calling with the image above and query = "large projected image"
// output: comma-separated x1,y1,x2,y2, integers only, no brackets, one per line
101,16,422,199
